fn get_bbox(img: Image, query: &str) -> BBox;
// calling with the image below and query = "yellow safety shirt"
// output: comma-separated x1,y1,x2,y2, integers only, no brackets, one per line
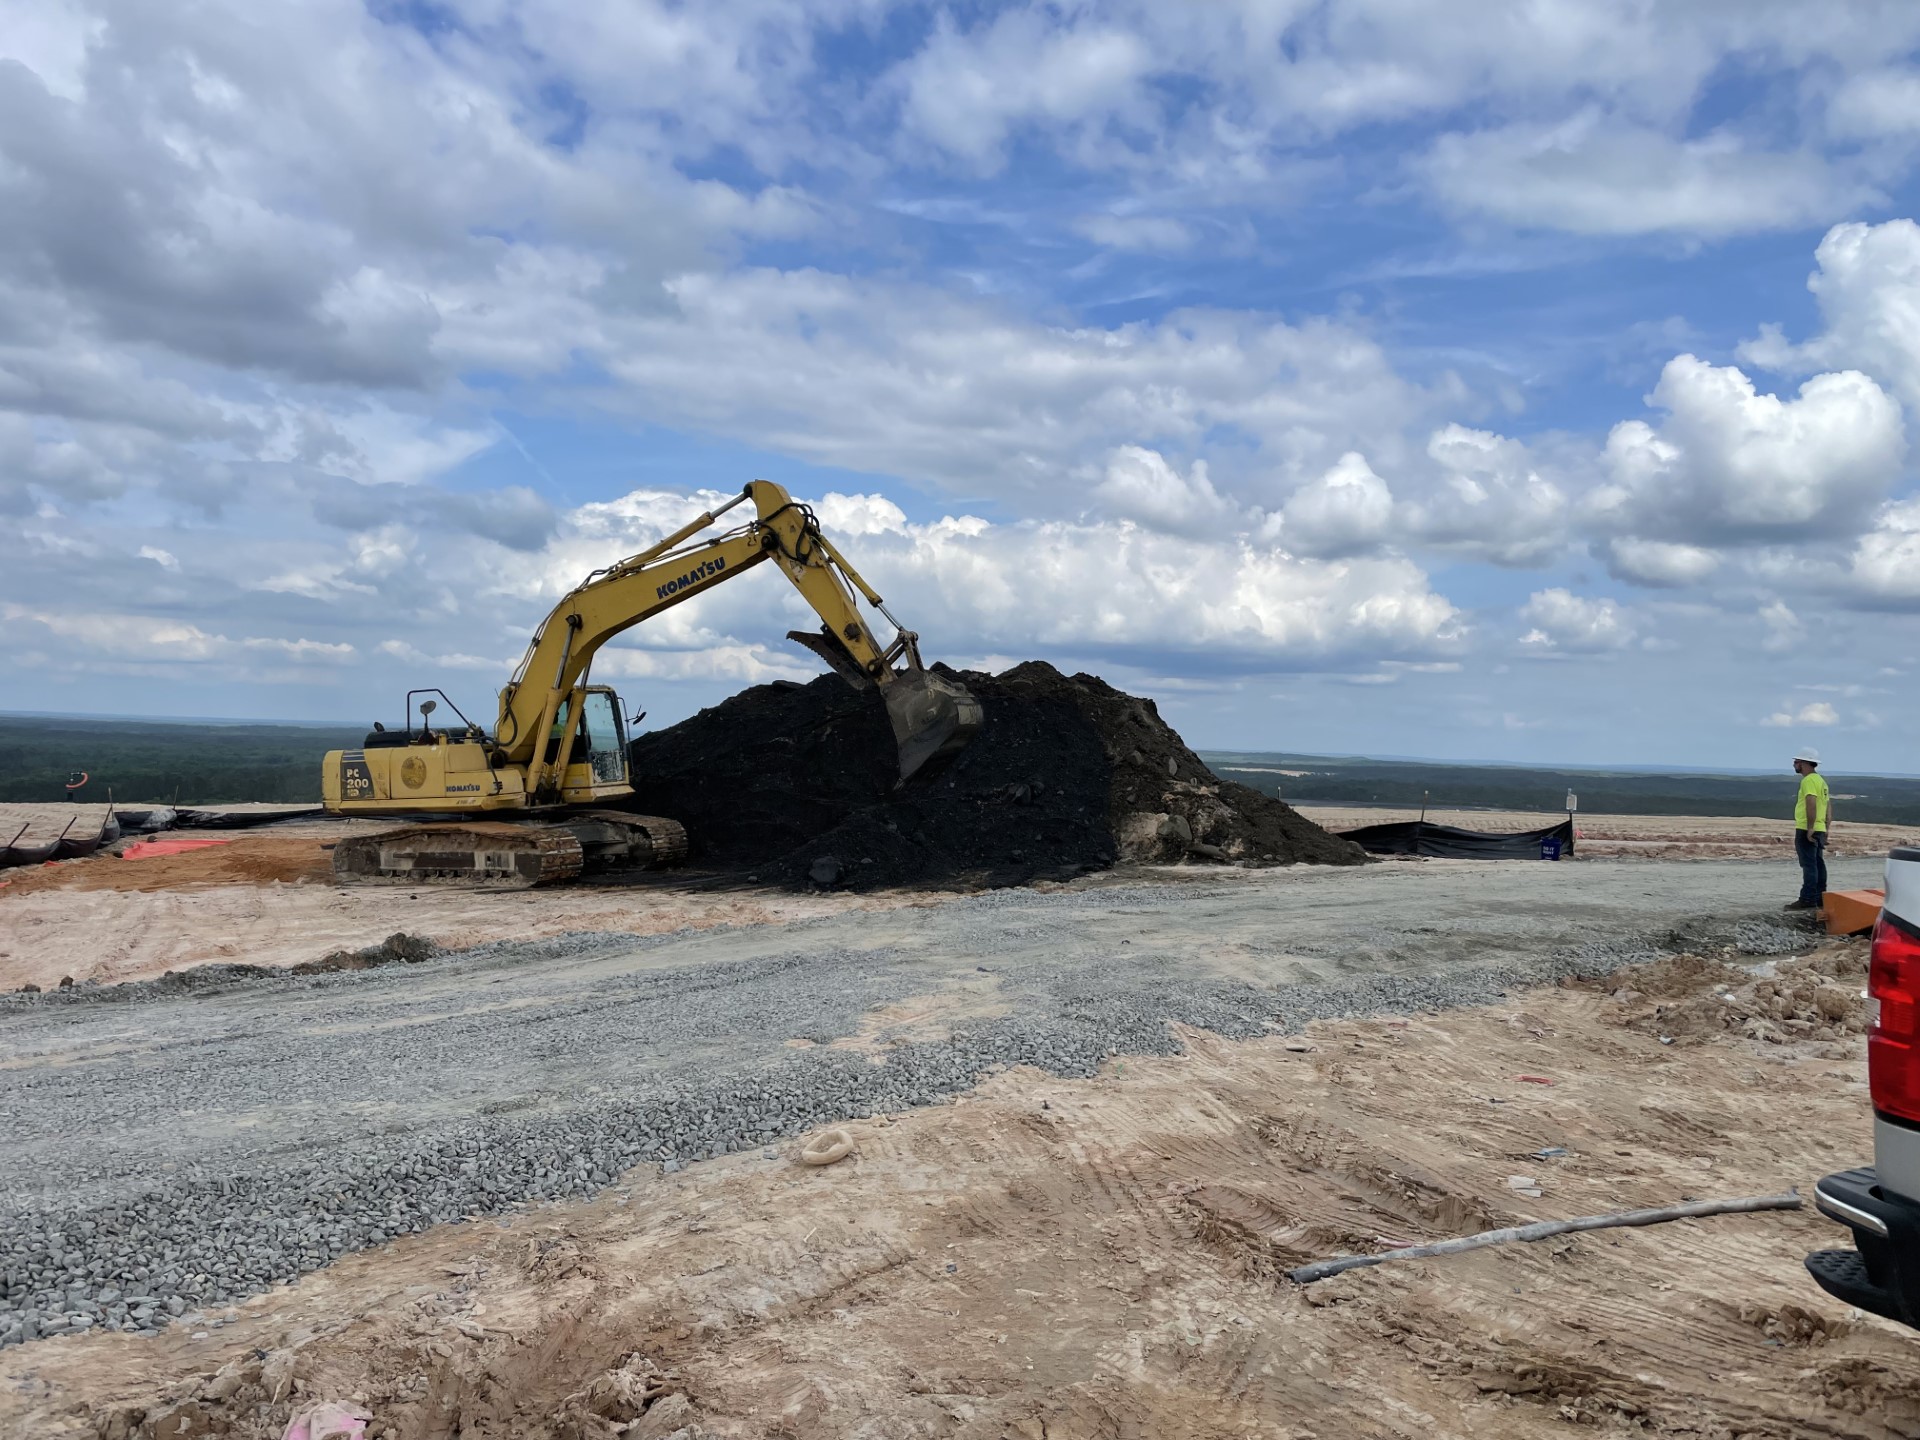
1796,771,1830,834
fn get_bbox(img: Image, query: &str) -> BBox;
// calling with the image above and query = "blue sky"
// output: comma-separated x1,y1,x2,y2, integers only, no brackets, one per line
8,1,1920,770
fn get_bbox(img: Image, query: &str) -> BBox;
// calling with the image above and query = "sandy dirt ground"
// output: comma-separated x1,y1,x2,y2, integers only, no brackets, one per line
0,801,118,844
0,804,958,992
0,861,930,994
2,938,1908,1440
0,801,309,844
1295,804,1920,862
6,800,1901,993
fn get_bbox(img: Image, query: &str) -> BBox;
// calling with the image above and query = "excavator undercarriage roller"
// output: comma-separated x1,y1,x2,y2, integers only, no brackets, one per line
331,813,688,889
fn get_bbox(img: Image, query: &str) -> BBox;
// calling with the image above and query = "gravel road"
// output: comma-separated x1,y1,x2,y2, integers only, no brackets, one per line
0,856,1876,1346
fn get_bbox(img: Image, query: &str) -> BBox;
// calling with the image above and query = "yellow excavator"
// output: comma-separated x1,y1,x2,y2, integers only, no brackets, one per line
320,480,983,886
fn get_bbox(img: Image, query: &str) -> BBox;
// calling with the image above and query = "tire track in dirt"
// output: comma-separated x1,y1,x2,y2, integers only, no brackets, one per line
8,940,1920,1438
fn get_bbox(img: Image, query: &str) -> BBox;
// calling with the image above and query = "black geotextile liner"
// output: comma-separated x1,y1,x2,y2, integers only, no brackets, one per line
175,807,326,829
1339,817,1575,860
623,660,1365,890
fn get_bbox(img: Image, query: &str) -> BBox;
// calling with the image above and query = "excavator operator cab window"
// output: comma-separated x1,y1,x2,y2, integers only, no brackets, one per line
542,697,571,767
581,689,628,785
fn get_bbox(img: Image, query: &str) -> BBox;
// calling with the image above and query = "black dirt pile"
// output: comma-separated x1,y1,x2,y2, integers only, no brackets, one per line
624,661,1364,890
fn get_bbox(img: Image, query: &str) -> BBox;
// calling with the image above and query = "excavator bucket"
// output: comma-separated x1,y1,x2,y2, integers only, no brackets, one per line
885,668,984,782
789,626,983,781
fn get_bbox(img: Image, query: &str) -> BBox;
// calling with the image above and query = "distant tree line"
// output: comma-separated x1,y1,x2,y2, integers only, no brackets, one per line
0,717,363,805
7,716,1915,824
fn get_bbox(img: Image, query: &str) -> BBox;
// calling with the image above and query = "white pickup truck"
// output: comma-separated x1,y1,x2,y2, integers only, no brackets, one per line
1807,845,1920,1327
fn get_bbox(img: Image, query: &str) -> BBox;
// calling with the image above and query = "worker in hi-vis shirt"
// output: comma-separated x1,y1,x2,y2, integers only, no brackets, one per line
1785,747,1831,912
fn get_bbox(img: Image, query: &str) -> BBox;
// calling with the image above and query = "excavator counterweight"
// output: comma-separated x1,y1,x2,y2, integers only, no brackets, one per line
321,480,981,884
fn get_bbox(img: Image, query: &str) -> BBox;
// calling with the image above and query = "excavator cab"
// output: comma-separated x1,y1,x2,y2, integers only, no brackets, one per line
543,687,630,790
578,688,630,786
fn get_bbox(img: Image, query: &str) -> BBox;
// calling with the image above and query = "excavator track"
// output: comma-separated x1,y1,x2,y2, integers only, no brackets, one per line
640,815,691,867
330,812,691,888
564,811,691,870
332,822,585,889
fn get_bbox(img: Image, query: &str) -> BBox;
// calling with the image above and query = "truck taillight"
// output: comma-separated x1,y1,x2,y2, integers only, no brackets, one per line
1870,914,1920,1124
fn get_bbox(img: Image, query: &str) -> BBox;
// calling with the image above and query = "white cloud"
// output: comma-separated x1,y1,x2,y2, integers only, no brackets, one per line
277,410,498,490
1759,600,1804,653
891,10,1154,170
531,483,1462,673
0,414,122,513
0,603,354,669
1761,701,1840,728
591,643,819,687
1601,537,1720,588
1828,67,1920,140
861,512,1463,666
10,0,1920,746
466,0,837,167
1588,355,1904,547
0,0,96,102
593,272,1435,509
376,639,505,672
1846,497,1920,607
1402,424,1568,566
1517,588,1636,652
810,492,911,538
1741,220,1920,414
868,3,1920,237
1423,114,1871,237
1090,446,1237,534
1277,452,1395,557
1073,214,1196,252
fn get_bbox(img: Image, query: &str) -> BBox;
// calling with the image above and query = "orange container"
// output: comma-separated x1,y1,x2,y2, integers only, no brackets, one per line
1823,888,1886,937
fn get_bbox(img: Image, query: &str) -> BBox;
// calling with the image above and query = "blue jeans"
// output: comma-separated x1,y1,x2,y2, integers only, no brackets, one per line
1796,828,1828,906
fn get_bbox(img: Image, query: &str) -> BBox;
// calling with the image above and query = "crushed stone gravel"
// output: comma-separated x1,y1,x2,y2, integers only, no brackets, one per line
0,858,1863,1348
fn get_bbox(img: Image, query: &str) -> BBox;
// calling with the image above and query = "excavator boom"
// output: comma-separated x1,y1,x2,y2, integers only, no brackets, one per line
495,480,979,787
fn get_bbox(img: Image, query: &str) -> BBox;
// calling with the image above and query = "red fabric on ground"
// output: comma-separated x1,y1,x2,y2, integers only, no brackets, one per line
122,837,232,860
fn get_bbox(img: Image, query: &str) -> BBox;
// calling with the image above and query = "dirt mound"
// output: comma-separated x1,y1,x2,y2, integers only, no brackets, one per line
1592,939,1871,1049
625,661,1364,889
291,932,440,976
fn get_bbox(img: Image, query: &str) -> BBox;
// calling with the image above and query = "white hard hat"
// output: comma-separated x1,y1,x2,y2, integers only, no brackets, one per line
1794,746,1820,764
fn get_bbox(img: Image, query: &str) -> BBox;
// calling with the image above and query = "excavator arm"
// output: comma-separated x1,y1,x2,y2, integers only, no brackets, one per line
497,480,981,792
